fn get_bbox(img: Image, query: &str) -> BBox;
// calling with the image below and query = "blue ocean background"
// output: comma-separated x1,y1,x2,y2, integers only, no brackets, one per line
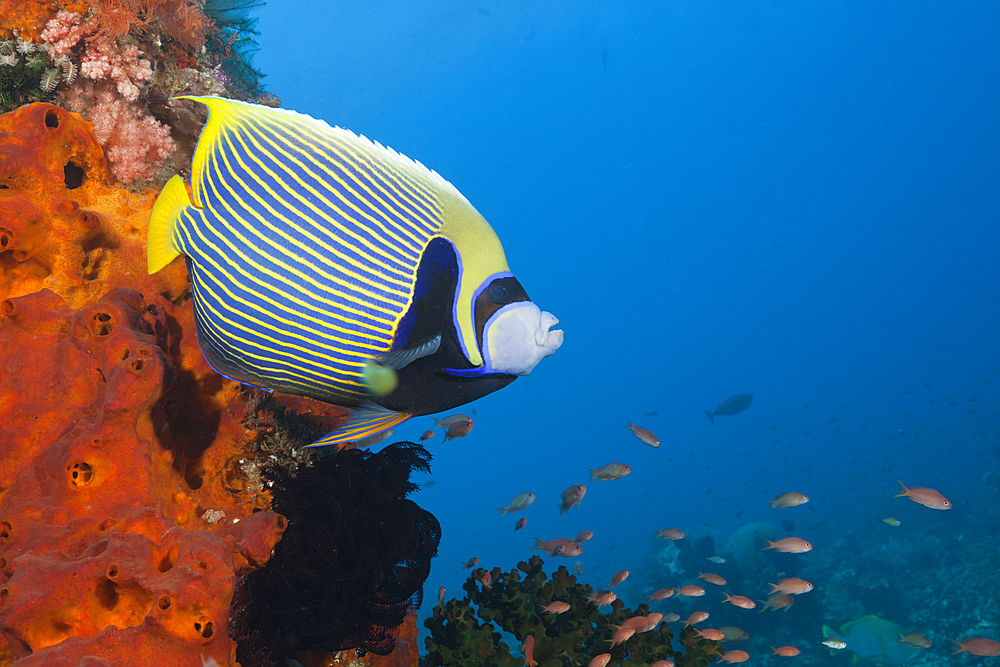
252,1,999,662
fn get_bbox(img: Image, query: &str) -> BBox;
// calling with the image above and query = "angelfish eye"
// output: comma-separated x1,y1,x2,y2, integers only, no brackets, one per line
487,282,511,305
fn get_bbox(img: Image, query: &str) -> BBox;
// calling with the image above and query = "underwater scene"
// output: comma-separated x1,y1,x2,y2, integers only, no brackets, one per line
0,0,997,666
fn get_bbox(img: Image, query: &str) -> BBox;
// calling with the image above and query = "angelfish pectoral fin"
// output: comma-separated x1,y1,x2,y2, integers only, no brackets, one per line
307,402,412,447
376,333,442,371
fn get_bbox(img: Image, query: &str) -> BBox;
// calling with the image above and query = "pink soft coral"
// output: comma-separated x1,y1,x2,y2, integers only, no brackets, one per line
64,82,176,184
41,11,154,103
39,10,94,59
81,43,154,103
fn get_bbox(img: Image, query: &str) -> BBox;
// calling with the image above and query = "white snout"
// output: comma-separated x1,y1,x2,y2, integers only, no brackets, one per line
484,302,564,375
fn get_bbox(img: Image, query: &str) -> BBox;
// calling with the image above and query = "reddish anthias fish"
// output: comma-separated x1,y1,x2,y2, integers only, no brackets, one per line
575,530,594,543
952,638,1000,656
437,416,474,442
722,593,756,609
522,634,537,667
698,628,726,641
719,650,750,663
624,419,660,447
607,625,635,647
515,517,527,531
541,601,571,614
759,593,795,612
657,528,685,540
769,492,809,508
608,569,630,588
896,480,952,510
674,585,706,597
559,485,587,515
761,537,812,553
531,537,583,558
588,654,611,667
590,462,632,481
647,588,675,601
698,572,727,586
768,577,814,595
771,646,800,657
683,611,709,627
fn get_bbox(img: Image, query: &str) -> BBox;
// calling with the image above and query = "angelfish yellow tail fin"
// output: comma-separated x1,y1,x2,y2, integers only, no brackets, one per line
147,174,190,274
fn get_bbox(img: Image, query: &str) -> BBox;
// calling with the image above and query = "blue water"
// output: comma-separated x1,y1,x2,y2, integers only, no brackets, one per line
253,1,999,661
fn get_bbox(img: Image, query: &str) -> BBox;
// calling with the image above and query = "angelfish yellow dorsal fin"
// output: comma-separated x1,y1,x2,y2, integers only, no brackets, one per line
147,174,191,274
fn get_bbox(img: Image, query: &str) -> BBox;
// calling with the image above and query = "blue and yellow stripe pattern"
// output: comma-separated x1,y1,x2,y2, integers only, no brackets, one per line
148,96,498,406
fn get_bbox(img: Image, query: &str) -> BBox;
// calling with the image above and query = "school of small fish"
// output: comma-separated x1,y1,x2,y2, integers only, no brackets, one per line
421,389,994,665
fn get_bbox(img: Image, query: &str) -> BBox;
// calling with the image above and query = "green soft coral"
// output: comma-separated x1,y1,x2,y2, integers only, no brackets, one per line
424,556,723,666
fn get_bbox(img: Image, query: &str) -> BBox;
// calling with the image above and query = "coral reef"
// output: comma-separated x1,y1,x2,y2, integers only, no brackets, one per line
0,287,285,665
0,97,429,666
424,556,722,667
0,102,188,308
1,0,273,184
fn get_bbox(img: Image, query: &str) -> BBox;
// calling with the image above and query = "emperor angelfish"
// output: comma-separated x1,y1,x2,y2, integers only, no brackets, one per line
147,96,563,445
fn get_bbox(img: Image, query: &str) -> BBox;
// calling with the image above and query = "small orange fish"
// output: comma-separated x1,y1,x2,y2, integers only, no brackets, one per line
587,589,611,603
438,586,445,606
621,614,660,632
608,569,630,588
625,418,660,447
698,572,727,586
638,613,664,632
769,492,809,508
657,528,685,540
722,593,756,609
588,654,611,667
515,517,527,531
697,628,725,641
559,485,587,515
952,638,1000,656
590,462,632,481
647,588,675,601
531,537,583,558
419,429,435,441
771,646,800,656
433,413,471,427
720,649,750,663
674,585,706,597
759,593,794,612
461,557,479,569
768,577,813,595
896,480,952,510
574,530,594,543
719,627,750,642
541,601,571,614
437,416,474,442
650,662,674,667
761,537,812,553
523,634,537,667
480,571,492,587
596,591,618,608
683,611,709,627
897,632,931,649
